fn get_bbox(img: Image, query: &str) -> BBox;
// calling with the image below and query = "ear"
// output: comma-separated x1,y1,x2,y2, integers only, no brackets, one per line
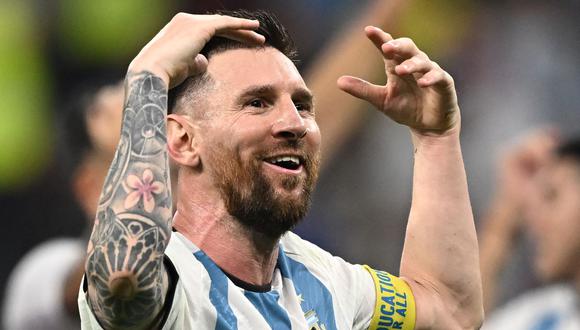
167,114,200,167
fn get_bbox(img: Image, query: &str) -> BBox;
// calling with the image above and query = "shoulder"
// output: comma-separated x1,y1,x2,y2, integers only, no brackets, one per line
5,238,84,290
498,284,576,311
3,238,84,329
483,284,578,329
12,238,84,269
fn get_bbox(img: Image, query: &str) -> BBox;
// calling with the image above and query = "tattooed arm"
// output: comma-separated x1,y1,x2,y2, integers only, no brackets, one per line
85,71,173,329
83,14,264,329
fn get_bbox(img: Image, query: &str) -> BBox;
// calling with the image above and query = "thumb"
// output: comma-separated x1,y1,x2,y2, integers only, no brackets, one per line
170,54,209,89
337,75,384,108
190,54,208,76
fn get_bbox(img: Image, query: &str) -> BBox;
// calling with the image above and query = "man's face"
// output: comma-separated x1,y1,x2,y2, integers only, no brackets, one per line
525,158,580,282
193,47,321,238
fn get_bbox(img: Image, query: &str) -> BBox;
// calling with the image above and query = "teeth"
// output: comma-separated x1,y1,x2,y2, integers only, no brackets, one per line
269,156,300,165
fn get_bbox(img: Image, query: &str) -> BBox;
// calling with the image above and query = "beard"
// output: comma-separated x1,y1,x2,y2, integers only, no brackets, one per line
208,140,320,239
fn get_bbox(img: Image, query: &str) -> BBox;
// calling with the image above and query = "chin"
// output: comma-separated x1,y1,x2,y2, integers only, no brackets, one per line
535,260,567,283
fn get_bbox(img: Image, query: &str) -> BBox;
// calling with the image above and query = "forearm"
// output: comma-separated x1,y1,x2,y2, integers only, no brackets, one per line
85,72,173,329
479,194,522,312
401,130,483,329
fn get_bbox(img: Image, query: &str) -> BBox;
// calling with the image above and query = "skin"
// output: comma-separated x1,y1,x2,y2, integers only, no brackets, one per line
170,47,320,286
525,158,580,285
478,130,560,311
85,13,483,330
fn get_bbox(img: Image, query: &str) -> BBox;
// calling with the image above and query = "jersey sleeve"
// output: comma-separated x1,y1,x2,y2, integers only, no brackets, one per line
362,266,416,330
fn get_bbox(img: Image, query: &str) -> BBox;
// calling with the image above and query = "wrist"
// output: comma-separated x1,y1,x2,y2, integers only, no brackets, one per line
127,60,170,88
410,124,461,155
410,107,461,141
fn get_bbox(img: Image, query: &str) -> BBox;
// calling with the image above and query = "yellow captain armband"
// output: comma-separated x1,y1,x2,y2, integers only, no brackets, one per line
363,266,416,330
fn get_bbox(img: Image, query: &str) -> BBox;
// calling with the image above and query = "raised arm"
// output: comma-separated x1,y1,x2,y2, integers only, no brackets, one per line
479,130,558,312
338,27,483,329
83,13,264,329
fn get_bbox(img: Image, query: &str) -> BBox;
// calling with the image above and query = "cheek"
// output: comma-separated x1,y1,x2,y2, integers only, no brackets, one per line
306,122,322,149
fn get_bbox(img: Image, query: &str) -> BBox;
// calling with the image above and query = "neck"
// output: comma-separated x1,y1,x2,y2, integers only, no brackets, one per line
575,268,580,293
173,174,280,287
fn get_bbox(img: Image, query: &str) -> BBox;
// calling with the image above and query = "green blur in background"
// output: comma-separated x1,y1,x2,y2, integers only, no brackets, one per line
0,2,51,190
0,0,171,190
57,0,170,64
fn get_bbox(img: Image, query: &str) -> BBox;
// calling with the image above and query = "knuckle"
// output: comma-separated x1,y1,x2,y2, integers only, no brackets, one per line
443,71,454,84
399,37,415,47
173,12,189,21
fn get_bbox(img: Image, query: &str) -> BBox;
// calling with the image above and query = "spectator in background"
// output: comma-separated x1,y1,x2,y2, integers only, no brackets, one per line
2,82,124,330
480,130,580,329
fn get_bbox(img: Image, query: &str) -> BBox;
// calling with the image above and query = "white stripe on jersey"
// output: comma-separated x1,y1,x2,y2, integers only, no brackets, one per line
79,231,376,329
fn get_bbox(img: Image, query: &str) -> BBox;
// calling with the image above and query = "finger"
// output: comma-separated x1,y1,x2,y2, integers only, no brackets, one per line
217,29,265,45
364,26,393,51
417,68,453,90
382,37,427,62
364,26,398,75
189,54,208,76
169,55,208,89
337,75,384,108
206,14,261,30
395,56,434,76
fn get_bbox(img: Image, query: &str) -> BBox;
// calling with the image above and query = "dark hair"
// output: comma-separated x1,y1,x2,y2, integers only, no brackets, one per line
57,78,122,175
556,137,580,162
168,9,298,114
57,90,96,176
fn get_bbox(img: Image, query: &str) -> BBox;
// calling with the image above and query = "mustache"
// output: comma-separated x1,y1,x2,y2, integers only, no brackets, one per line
255,140,320,169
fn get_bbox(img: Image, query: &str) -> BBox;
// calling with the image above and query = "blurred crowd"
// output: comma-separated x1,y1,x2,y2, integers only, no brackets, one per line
0,0,578,329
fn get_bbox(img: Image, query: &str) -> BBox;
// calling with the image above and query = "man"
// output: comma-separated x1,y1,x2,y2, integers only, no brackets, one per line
480,132,580,329
79,10,483,329
3,82,124,329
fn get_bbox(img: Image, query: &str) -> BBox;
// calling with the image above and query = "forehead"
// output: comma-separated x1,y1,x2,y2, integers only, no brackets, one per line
538,159,580,190
206,47,307,93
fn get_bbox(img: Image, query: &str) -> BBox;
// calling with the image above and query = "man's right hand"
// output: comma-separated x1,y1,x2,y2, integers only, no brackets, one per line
497,129,559,209
128,13,265,88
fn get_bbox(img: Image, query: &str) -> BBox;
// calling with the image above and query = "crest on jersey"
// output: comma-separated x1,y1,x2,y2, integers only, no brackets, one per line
305,310,326,330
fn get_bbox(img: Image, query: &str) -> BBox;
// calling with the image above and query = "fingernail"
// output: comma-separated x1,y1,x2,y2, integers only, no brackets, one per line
387,40,398,47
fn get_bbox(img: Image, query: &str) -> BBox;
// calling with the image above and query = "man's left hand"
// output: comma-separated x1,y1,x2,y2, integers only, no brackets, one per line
338,26,459,137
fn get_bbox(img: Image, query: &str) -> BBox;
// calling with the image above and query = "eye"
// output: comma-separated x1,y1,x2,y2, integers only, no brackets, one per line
295,102,313,113
248,99,266,108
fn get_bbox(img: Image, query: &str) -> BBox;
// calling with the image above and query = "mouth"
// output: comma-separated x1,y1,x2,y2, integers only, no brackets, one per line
263,155,304,173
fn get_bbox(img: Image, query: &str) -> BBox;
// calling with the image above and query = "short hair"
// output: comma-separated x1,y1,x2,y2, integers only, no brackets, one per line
556,137,580,163
57,79,122,175
57,88,97,176
168,9,298,114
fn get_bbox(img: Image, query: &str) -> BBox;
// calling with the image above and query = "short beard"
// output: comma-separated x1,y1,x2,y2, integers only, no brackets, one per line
209,141,319,239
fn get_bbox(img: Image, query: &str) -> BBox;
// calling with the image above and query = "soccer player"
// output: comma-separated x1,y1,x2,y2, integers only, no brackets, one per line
3,82,124,329
480,132,580,329
79,10,483,329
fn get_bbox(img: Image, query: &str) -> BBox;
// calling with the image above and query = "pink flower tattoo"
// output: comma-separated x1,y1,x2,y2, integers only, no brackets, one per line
124,169,164,213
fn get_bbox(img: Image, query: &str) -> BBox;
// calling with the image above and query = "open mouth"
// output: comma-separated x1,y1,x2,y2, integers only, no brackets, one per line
264,155,302,171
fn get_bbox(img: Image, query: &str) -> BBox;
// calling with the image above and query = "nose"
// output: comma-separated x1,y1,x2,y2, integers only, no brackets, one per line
271,101,307,140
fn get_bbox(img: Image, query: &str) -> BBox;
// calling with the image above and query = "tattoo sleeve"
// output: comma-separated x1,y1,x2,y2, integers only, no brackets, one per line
85,72,173,329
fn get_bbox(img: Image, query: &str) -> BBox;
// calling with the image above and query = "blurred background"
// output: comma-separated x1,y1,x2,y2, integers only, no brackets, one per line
0,0,579,328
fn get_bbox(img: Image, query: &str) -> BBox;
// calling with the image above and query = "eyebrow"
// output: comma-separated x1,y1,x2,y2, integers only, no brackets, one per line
237,84,314,104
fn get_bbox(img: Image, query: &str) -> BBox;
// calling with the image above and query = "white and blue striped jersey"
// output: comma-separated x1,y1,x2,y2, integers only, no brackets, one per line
79,231,415,329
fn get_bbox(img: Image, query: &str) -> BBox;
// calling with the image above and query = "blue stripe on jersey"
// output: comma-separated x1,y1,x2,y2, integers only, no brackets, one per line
530,312,561,330
244,290,292,329
193,251,238,330
277,248,338,330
